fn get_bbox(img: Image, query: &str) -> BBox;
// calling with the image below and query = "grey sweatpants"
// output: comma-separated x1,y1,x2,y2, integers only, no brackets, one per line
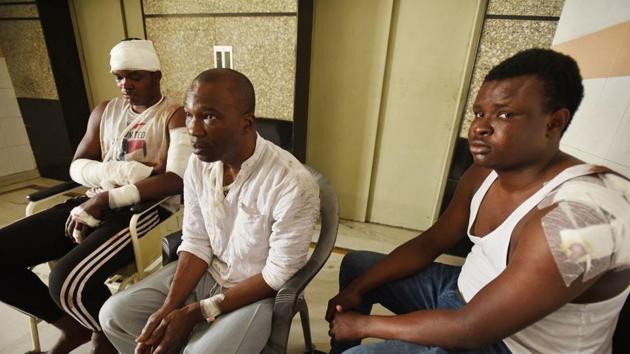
99,262,274,354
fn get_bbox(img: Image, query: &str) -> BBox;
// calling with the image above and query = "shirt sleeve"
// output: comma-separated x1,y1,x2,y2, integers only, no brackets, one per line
261,171,320,290
177,156,213,265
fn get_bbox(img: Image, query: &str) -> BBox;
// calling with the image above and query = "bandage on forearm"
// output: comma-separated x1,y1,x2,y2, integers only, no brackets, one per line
69,158,153,189
200,293,225,322
108,184,141,209
165,127,192,178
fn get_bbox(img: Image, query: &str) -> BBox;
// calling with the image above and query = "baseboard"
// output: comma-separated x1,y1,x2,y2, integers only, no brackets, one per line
0,169,40,188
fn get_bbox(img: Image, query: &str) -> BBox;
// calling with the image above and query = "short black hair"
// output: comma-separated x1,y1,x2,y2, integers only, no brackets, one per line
484,48,584,132
191,68,255,114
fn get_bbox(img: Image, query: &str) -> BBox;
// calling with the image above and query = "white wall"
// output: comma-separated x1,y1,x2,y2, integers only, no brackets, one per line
554,0,630,177
0,56,36,177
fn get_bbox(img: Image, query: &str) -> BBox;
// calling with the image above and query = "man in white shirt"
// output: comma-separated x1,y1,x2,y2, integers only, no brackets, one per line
100,68,320,354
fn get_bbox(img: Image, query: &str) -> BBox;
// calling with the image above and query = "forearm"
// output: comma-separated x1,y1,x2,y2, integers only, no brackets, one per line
163,252,208,309
135,172,183,201
219,273,276,314
362,309,475,349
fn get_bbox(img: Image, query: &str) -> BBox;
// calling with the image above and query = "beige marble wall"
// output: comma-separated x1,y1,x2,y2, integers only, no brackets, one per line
458,0,565,137
487,0,563,17
0,3,37,18
143,0,296,14
0,17,58,99
144,0,297,120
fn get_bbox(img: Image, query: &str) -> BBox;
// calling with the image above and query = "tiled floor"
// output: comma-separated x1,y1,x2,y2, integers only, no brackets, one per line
0,177,463,354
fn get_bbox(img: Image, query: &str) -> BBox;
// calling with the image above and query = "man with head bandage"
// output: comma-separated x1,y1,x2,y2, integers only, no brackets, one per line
325,49,629,354
0,38,191,354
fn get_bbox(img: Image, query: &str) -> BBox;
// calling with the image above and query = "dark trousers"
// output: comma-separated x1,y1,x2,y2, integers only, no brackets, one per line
0,196,170,332
331,251,511,354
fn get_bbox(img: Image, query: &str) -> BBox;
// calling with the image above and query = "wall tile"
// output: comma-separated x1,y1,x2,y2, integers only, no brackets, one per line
0,21,58,99
553,0,629,44
459,19,558,137
0,88,20,117
559,144,605,165
0,147,12,176
146,17,216,104
143,0,296,14
0,4,38,18
563,78,624,158
602,158,630,178
0,117,29,147
0,58,12,89
6,144,36,173
487,0,564,17
215,16,296,120
147,15,297,120
604,85,630,168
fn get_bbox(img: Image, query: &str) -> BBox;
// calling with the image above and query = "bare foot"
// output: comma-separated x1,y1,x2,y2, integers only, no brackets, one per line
48,315,91,354
91,332,117,354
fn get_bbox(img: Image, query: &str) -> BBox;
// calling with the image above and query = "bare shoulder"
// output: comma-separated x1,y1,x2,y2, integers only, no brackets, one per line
168,106,186,129
88,100,111,125
458,164,493,195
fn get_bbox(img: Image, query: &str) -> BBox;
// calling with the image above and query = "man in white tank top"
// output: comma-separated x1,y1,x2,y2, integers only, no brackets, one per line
326,49,630,354
0,39,190,354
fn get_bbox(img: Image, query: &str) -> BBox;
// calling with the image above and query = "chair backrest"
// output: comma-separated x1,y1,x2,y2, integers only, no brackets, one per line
276,165,340,297
263,166,339,354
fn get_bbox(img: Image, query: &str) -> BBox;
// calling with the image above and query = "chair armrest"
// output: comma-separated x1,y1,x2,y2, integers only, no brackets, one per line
27,181,80,202
161,231,183,266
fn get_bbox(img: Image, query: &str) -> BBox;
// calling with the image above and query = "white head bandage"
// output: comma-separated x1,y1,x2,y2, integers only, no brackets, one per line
110,39,160,72
539,173,630,287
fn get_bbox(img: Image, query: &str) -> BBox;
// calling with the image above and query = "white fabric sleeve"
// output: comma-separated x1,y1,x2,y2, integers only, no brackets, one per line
177,156,213,265
261,171,320,290
165,127,193,178
70,158,153,189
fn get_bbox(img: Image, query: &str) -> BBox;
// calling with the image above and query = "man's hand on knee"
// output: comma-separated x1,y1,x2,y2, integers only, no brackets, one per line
326,288,362,322
136,304,203,354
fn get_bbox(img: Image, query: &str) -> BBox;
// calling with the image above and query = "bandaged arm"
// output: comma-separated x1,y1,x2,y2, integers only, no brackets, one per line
165,127,192,178
69,158,153,189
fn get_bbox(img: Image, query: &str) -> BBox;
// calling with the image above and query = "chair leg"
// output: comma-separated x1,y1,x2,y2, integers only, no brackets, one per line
297,296,314,353
28,316,41,353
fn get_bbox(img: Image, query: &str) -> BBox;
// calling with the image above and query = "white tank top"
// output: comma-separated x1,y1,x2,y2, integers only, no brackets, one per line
99,96,181,211
457,164,630,353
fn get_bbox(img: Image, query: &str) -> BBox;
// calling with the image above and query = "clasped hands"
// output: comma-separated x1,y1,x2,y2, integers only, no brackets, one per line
325,289,370,342
134,303,204,354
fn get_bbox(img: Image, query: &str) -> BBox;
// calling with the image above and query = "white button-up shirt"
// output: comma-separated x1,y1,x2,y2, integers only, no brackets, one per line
177,135,320,290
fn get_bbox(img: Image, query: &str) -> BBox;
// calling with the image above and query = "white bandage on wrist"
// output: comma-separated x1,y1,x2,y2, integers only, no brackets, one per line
69,158,153,190
200,293,225,322
166,127,192,178
70,206,101,228
108,184,141,209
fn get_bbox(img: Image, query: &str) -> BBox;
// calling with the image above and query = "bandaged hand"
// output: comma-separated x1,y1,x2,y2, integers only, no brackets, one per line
64,194,110,242
64,215,93,244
